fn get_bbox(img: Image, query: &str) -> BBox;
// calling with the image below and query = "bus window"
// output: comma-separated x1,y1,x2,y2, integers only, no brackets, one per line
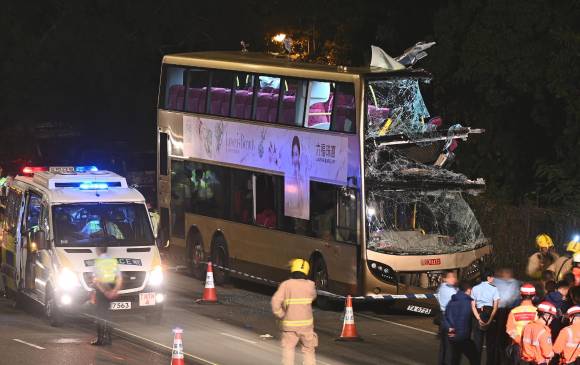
188,163,229,219
209,70,235,117
255,76,281,123
162,66,187,111
185,69,210,114
231,73,256,120
255,174,279,229
337,188,358,243
279,78,307,126
159,133,168,176
231,169,253,224
310,182,336,241
331,83,356,133
306,81,333,130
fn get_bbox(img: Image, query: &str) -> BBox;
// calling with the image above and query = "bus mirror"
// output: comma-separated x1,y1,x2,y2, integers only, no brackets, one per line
33,230,47,251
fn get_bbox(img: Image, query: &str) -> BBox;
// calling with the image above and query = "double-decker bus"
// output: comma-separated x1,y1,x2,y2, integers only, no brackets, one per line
156,51,491,303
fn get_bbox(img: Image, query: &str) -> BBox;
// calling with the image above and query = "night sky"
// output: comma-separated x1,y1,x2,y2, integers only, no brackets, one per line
1,0,579,212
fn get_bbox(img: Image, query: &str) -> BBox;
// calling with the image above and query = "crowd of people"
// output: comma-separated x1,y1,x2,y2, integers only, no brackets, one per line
437,234,580,365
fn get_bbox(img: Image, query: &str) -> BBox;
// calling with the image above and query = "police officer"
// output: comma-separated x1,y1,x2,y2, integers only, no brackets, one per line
271,259,318,365
470,270,500,365
92,245,122,346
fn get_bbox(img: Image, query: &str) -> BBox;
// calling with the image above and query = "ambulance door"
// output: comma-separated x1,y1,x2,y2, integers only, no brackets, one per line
1,187,24,290
19,191,42,290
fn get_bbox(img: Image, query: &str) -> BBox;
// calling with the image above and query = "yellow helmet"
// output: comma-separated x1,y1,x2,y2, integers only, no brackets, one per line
290,259,310,276
567,240,580,254
536,234,554,249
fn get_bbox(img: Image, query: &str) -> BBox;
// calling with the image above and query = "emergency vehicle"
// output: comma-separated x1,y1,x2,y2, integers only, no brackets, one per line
0,166,164,326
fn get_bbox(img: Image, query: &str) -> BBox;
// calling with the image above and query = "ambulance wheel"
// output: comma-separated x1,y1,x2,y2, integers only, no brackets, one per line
211,238,229,286
312,258,333,310
45,287,64,327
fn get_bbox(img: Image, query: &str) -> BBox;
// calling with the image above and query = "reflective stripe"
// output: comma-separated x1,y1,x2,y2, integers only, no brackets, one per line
284,298,313,305
273,309,285,315
565,327,577,347
281,319,313,327
95,258,118,283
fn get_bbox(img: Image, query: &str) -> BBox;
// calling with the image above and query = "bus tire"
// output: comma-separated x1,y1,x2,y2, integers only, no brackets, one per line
187,230,205,280
211,237,230,286
311,257,333,310
45,286,64,327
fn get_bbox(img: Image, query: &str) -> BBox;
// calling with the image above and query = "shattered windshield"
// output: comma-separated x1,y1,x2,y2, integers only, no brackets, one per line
366,78,431,138
366,190,486,255
52,203,154,247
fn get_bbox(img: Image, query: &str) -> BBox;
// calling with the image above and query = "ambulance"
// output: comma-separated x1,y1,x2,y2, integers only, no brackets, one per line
0,166,164,326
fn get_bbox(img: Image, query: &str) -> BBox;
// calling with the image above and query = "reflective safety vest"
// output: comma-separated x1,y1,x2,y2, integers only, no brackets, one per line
521,320,554,363
95,257,118,284
271,278,317,331
506,303,537,344
554,323,580,363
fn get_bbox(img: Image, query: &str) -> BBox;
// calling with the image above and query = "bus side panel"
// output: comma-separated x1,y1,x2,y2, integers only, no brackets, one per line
186,213,358,294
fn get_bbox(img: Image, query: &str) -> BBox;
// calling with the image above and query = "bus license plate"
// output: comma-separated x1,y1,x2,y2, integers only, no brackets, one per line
110,302,131,310
139,292,156,306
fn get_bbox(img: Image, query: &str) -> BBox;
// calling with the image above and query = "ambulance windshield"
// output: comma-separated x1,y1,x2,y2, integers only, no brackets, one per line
52,203,154,246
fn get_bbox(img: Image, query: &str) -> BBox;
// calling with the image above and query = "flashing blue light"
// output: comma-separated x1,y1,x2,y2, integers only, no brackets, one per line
574,235,579,242
79,182,108,190
75,166,98,173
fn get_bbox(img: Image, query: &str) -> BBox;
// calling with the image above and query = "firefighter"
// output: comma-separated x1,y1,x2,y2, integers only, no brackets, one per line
553,305,580,364
271,258,318,365
506,283,537,363
527,234,560,280
92,245,122,346
553,238,580,281
520,301,558,365
573,253,580,287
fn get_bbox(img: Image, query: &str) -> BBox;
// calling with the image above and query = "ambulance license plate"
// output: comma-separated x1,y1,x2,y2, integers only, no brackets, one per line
139,292,156,306
110,302,131,310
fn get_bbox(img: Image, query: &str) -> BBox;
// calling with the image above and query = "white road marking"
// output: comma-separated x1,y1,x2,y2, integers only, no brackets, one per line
12,339,46,350
356,313,438,336
113,328,219,365
219,332,258,344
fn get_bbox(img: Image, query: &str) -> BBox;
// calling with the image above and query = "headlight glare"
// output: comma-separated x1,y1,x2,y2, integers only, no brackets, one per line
149,265,163,286
58,268,79,289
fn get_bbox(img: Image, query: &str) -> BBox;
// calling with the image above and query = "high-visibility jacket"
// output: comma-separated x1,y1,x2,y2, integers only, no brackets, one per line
506,302,537,344
521,320,554,364
271,278,317,331
95,256,119,284
554,322,580,364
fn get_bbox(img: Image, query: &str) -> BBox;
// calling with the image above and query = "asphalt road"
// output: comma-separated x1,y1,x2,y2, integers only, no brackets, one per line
1,270,452,365
0,295,195,365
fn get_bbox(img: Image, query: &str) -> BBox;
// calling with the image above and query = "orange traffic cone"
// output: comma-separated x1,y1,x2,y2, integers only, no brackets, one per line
171,328,185,365
197,262,218,304
336,295,362,341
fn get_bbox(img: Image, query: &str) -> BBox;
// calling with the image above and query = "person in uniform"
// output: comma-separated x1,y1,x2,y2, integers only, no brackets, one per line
470,270,500,365
92,245,122,346
271,258,318,365
527,234,560,280
506,283,537,364
553,305,580,365
520,301,558,365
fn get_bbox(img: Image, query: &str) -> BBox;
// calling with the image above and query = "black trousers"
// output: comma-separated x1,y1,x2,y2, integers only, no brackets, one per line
472,307,497,365
438,317,452,365
450,339,480,365
95,289,112,344
494,308,510,365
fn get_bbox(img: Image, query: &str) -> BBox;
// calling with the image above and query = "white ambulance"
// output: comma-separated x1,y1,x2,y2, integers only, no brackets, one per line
0,166,164,326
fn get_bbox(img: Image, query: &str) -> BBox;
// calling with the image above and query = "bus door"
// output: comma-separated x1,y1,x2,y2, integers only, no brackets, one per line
18,191,42,290
157,131,170,246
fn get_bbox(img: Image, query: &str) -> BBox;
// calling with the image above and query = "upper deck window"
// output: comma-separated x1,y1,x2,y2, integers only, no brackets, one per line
366,78,430,138
160,65,357,134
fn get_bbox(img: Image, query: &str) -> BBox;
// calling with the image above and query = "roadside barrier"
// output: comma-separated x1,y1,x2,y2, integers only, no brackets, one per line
202,261,439,302
197,262,219,304
171,328,185,365
336,295,362,341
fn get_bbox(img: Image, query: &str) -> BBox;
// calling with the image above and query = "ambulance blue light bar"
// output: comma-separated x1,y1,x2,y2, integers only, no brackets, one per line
75,166,98,172
79,182,108,190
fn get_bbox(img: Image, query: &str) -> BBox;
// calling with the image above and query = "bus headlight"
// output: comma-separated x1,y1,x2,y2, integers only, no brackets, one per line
58,268,79,289
149,266,163,286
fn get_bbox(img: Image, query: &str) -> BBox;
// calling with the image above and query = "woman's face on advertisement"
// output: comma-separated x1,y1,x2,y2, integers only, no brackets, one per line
292,144,300,168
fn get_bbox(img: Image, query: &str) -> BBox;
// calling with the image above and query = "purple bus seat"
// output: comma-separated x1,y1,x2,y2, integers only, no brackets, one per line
167,85,185,109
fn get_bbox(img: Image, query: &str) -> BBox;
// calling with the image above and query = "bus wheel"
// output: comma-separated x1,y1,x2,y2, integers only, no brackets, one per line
211,238,230,286
312,258,332,310
188,233,205,280
45,286,64,327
